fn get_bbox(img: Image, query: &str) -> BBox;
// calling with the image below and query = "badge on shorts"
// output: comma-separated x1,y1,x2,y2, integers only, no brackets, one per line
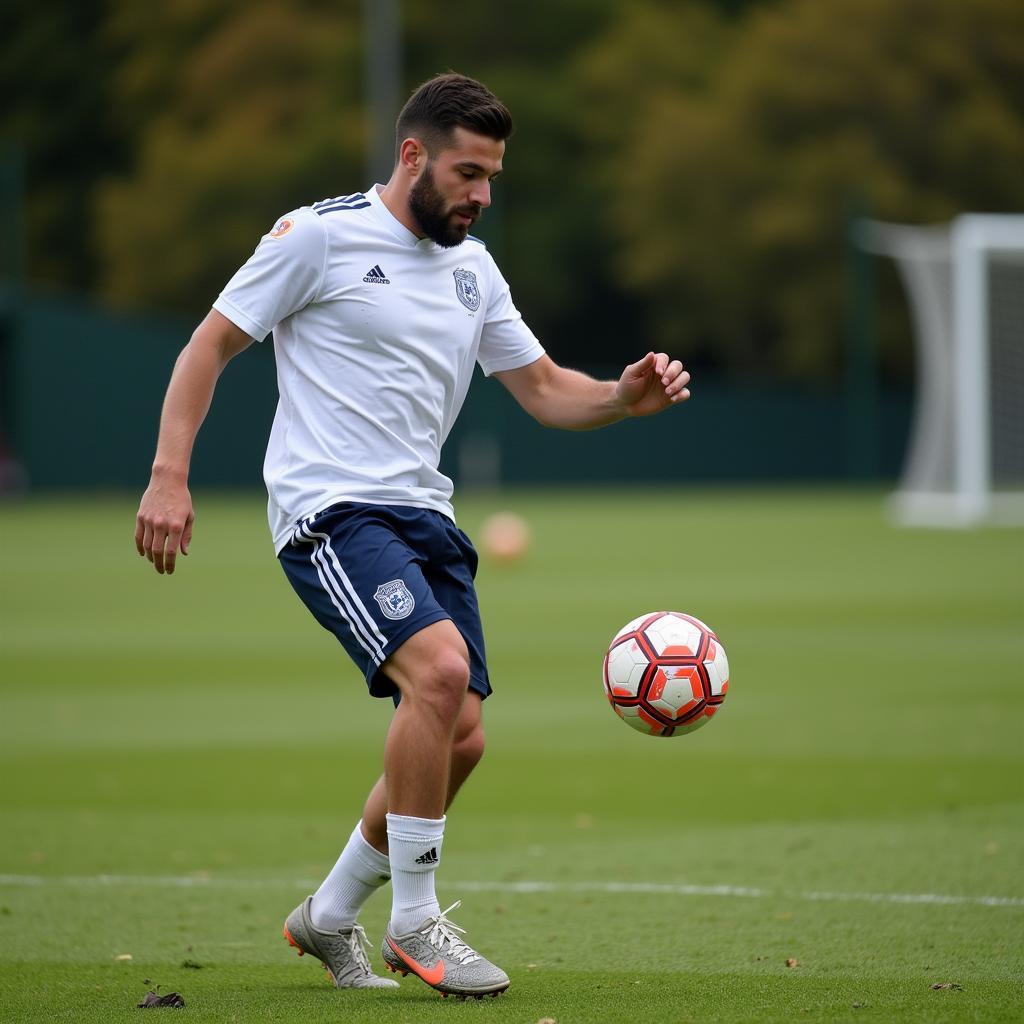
374,579,416,620
453,268,481,311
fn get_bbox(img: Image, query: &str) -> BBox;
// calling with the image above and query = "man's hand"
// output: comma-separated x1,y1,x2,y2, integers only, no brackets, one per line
615,352,690,417
135,473,194,575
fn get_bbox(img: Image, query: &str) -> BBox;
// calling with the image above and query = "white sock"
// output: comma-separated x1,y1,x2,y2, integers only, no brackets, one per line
309,821,391,932
386,812,445,934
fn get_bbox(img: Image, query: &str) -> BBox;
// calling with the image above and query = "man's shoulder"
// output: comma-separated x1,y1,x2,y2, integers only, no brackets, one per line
308,192,373,217
304,193,376,238
250,205,328,267
300,192,389,250
461,235,495,268
453,235,497,274
458,236,507,288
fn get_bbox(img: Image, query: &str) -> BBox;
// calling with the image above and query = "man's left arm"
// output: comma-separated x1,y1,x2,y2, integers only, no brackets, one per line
493,352,690,430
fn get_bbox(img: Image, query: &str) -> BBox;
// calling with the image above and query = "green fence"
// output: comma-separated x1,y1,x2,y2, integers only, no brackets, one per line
2,293,910,490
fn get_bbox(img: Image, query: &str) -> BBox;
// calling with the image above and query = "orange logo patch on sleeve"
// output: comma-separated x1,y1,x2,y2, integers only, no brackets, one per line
269,218,294,239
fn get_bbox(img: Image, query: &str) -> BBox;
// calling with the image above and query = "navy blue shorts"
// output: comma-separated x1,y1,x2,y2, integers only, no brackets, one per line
278,502,490,702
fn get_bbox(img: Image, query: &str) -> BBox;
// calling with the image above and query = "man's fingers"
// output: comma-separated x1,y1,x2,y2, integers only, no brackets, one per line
137,481,193,576
164,528,182,574
661,358,684,385
150,522,169,574
619,351,689,413
628,351,655,377
141,521,155,563
666,366,690,393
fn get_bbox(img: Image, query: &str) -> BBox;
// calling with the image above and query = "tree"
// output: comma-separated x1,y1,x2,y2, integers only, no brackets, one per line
397,0,629,364
578,0,1024,382
96,0,365,313
0,1,120,290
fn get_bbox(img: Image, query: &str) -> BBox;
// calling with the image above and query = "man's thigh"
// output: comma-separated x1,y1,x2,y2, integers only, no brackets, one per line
277,503,491,701
278,503,450,699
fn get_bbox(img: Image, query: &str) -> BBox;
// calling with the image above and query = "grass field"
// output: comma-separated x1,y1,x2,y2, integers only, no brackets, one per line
1,488,1022,1023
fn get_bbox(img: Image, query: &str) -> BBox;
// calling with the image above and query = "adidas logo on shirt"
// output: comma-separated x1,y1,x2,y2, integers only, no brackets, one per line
363,264,390,284
414,846,439,865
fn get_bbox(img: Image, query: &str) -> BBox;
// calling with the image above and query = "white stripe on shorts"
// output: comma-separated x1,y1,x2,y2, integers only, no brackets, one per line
294,519,389,665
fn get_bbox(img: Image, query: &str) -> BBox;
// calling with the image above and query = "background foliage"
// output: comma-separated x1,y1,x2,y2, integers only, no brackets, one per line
3,0,1023,382
579,0,1024,381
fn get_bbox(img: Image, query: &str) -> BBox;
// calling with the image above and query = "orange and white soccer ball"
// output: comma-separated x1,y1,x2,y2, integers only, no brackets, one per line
602,611,730,737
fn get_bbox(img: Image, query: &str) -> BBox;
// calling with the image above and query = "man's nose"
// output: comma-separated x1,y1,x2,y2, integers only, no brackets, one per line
469,180,491,209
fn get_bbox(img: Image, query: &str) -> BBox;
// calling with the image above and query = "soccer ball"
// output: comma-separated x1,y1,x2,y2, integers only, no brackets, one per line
479,511,531,563
602,611,730,737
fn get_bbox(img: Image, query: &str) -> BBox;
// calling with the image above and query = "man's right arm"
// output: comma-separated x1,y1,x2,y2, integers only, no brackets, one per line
135,309,254,575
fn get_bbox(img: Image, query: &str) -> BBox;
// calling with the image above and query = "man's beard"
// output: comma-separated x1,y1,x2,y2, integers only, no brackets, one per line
409,164,479,248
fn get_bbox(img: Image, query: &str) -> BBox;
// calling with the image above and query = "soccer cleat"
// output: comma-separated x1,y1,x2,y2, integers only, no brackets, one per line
283,897,399,989
381,900,509,999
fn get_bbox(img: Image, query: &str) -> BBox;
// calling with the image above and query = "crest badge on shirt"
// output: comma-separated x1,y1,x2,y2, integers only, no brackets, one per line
453,268,481,311
373,579,416,620
269,218,294,239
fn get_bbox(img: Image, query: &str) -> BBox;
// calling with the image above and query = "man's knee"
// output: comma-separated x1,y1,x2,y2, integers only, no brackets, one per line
405,645,471,723
385,621,471,721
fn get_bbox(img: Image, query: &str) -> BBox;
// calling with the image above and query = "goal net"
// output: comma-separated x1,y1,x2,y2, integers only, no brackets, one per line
856,214,1024,527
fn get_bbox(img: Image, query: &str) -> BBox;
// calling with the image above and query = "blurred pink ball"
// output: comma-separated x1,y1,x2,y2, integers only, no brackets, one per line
479,512,531,563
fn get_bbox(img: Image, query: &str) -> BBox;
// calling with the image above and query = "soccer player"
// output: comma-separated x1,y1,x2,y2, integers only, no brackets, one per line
135,72,690,999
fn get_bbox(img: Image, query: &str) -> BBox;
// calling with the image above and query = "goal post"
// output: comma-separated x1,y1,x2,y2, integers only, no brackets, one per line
854,214,1024,527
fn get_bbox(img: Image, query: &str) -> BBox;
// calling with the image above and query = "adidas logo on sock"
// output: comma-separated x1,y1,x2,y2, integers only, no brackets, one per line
363,264,390,284
414,847,438,865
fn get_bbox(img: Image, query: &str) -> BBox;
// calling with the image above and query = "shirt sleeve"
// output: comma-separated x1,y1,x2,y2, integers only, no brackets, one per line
213,208,327,342
476,255,545,377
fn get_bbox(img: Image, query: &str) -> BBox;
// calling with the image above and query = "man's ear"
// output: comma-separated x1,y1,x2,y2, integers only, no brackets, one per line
398,137,426,176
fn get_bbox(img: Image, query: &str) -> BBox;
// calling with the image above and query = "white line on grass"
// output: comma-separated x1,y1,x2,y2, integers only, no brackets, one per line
0,874,1021,908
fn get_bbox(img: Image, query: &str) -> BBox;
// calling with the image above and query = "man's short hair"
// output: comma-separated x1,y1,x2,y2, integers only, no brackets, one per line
395,73,513,161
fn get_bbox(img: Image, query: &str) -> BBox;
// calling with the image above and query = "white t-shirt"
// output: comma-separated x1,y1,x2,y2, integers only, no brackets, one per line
213,186,545,552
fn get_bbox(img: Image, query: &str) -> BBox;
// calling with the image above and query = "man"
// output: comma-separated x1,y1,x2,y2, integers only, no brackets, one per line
135,72,690,1000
